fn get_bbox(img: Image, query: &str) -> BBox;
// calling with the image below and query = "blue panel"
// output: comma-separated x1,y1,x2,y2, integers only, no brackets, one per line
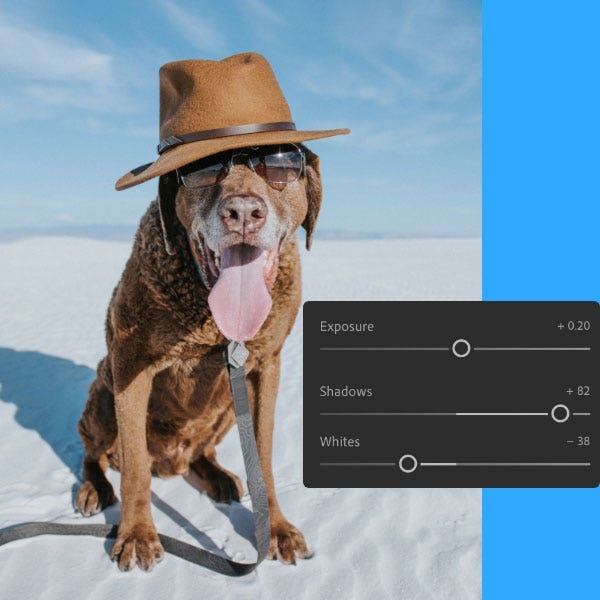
483,2,600,599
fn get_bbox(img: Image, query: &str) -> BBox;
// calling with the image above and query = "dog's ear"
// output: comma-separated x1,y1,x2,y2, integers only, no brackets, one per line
158,171,179,256
301,145,322,251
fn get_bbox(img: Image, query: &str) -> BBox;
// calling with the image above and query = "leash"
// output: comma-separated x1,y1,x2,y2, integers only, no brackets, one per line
0,341,270,576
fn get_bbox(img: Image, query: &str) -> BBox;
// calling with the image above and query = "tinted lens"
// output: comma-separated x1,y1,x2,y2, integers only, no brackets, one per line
251,145,303,184
179,157,226,188
178,145,303,189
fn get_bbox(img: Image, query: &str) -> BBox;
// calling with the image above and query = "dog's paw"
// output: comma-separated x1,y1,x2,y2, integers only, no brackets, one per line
75,480,117,516
109,523,164,572
268,520,313,565
192,457,243,503
205,468,243,503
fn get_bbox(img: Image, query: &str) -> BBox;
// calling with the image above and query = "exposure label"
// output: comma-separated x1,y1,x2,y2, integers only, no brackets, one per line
319,321,375,334
303,301,599,488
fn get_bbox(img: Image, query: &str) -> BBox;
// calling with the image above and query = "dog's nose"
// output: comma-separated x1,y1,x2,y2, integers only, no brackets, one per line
218,195,267,234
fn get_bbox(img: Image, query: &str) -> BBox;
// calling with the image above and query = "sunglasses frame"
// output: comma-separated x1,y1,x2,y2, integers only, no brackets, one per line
176,143,305,190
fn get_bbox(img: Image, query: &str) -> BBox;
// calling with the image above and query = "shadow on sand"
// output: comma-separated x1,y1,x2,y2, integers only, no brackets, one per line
0,347,256,558
0,347,93,477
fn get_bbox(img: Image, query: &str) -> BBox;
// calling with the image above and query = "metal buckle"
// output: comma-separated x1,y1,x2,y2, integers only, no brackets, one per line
157,136,183,154
227,341,249,369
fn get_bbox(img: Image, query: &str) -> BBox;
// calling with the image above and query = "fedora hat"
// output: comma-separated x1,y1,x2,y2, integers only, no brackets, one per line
115,52,350,191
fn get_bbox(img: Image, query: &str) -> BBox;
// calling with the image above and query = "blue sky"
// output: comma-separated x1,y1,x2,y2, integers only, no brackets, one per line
0,0,480,236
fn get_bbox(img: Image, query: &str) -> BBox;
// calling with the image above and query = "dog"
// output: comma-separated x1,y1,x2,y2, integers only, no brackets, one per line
74,53,348,572
75,144,323,570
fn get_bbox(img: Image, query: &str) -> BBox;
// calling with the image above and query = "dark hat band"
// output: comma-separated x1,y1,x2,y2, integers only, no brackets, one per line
157,121,297,154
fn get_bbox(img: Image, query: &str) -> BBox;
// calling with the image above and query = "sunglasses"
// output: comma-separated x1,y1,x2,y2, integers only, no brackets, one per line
176,144,305,191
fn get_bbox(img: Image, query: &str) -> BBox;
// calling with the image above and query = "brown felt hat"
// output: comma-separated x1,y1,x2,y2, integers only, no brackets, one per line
115,52,350,190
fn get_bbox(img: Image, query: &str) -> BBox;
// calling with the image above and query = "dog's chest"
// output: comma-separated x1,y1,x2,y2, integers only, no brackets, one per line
151,354,230,413
145,354,241,476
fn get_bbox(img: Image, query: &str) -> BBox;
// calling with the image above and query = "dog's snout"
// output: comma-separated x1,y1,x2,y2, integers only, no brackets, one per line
218,195,267,233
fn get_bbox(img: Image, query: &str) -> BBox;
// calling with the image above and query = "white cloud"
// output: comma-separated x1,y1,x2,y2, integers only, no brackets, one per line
0,19,113,86
390,1,480,77
0,11,126,115
332,0,481,104
22,83,116,112
352,112,481,153
297,1,481,159
55,212,77,223
159,0,226,52
240,0,286,25
298,63,395,106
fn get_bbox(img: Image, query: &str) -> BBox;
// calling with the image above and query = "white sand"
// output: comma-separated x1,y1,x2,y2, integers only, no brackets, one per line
0,236,481,599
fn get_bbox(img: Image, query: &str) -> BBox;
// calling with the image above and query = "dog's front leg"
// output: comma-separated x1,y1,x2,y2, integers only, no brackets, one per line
109,361,164,571
251,354,313,564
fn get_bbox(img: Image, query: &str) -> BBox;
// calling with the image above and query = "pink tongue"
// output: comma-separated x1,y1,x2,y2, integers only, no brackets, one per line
208,244,272,341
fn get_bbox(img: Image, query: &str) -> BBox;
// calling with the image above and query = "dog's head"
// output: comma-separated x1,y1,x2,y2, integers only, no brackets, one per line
157,143,322,340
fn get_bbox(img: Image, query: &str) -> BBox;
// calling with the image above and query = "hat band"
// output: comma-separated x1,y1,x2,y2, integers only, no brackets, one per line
157,121,297,154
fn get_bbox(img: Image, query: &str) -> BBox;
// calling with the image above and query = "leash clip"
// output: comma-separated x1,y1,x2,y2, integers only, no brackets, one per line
226,340,249,369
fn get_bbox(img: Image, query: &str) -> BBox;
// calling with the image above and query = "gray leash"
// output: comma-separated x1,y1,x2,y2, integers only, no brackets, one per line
0,341,270,576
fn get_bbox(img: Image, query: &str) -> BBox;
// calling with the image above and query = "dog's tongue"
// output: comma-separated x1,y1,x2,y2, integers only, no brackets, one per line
208,244,272,342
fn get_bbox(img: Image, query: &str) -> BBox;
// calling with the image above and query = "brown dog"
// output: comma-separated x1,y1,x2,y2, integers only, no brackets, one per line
73,52,349,572
75,143,322,571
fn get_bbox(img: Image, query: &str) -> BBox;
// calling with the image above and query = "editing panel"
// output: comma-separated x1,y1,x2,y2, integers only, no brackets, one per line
303,301,599,487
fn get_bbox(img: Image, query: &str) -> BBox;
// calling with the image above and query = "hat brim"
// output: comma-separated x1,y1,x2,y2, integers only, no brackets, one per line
115,127,350,190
